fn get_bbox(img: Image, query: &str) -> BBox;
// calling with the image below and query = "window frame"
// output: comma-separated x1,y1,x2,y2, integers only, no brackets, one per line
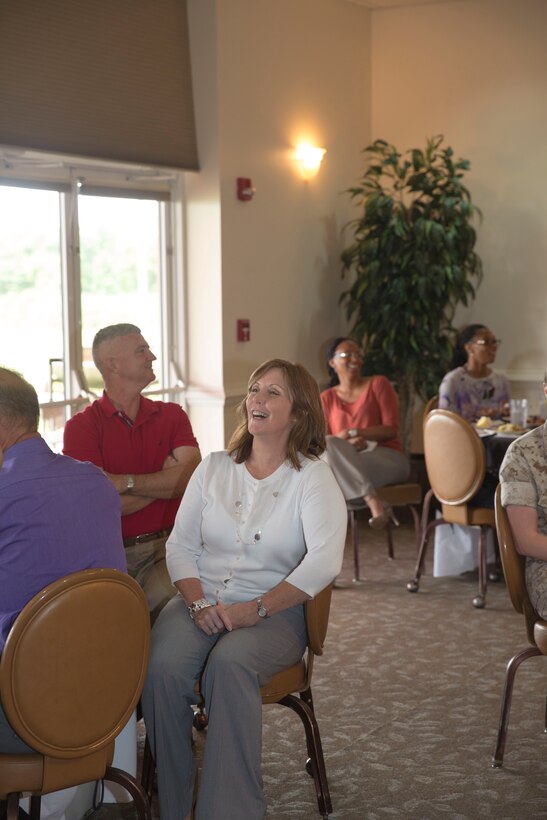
0,145,189,436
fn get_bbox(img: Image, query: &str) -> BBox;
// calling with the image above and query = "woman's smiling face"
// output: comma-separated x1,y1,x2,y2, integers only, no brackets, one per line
246,367,294,441
465,328,500,366
329,339,364,378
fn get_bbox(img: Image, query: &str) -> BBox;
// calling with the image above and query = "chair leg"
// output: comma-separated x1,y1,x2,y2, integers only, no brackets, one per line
408,504,421,554
420,488,435,541
492,645,542,767
350,509,363,584
488,529,503,582
141,733,155,804
29,796,41,820
279,690,332,818
386,521,395,560
3,796,42,820
105,766,152,820
5,795,20,820
407,516,444,593
473,525,489,608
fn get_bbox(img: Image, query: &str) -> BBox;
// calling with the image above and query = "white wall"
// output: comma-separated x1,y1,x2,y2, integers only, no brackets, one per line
371,0,547,413
184,0,226,454
186,0,371,454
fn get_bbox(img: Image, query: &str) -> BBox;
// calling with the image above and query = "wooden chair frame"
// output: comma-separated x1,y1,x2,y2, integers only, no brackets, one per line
492,485,547,767
0,569,151,820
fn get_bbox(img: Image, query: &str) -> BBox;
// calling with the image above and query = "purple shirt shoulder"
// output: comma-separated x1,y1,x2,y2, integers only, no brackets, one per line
0,436,126,653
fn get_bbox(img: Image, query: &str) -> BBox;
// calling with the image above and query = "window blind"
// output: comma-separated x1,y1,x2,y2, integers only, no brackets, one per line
0,0,199,171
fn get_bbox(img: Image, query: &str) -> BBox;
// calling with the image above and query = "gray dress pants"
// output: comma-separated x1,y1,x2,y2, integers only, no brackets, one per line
324,435,410,500
141,594,307,820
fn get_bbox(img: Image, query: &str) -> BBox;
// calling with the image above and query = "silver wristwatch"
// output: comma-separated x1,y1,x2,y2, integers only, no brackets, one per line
126,474,135,494
188,598,212,620
348,428,359,438
256,597,268,619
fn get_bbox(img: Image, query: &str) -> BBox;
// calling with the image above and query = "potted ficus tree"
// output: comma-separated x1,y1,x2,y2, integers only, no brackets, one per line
340,134,483,452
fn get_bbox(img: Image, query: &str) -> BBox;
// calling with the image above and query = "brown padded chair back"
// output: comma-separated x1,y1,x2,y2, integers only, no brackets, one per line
494,485,538,645
423,409,486,506
0,568,150,759
304,584,332,657
259,583,333,704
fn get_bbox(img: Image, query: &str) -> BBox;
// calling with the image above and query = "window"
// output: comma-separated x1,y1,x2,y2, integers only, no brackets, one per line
0,148,187,450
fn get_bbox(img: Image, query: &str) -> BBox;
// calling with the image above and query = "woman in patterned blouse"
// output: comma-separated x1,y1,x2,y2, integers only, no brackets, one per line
439,324,510,421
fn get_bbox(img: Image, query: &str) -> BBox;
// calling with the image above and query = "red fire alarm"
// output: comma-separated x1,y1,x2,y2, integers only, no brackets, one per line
237,177,255,202
237,319,250,342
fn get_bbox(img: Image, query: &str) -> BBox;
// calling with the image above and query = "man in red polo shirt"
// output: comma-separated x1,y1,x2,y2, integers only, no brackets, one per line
63,323,201,622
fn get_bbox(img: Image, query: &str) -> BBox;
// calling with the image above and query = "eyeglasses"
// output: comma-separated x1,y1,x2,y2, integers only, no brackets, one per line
334,351,364,361
473,338,501,347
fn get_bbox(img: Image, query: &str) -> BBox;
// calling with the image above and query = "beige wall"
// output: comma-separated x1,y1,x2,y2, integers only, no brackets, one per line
186,0,371,454
185,0,547,458
371,0,547,416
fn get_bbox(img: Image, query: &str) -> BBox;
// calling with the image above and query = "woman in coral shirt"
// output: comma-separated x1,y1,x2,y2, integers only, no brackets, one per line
320,337,410,528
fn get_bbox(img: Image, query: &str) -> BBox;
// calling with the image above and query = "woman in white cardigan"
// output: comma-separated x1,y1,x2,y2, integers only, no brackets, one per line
142,358,347,820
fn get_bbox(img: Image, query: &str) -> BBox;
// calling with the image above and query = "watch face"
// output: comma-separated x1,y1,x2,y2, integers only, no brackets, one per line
257,600,268,618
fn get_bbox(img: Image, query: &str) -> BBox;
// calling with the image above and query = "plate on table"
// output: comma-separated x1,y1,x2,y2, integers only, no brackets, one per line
494,428,526,440
474,427,497,439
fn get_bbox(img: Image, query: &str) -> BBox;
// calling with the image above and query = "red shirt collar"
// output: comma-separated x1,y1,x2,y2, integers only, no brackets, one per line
98,391,160,427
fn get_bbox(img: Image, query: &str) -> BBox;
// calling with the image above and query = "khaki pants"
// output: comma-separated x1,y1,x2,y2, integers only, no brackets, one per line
124,535,176,625
324,435,410,500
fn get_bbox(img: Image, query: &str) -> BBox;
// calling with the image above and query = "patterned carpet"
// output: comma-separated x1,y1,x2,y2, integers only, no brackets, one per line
94,516,547,819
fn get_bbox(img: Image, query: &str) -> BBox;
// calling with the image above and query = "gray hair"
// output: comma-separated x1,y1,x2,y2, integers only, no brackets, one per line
92,323,141,372
0,368,40,432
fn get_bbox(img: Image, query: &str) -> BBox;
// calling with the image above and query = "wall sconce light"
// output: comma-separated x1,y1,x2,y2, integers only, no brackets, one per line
295,143,326,180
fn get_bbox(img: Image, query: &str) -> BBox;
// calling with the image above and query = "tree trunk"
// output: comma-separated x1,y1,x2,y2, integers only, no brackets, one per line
397,375,415,456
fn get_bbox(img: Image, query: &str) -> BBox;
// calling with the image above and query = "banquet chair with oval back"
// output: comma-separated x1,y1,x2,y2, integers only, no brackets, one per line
0,568,151,820
141,584,335,818
492,485,547,767
407,408,496,608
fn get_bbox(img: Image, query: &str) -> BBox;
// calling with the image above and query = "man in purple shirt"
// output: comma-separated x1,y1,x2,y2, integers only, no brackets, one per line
0,367,127,754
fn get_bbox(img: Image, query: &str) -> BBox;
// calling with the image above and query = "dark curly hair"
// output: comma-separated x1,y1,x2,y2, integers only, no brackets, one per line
451,324,488,368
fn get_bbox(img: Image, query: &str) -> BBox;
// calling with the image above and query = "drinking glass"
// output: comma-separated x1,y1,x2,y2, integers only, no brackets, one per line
509,398,528,428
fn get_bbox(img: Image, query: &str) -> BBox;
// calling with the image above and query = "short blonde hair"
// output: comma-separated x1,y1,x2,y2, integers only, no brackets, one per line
228,359,326,470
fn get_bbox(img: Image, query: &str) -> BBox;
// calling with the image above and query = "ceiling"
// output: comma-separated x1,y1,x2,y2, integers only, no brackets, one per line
347,0,462,8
